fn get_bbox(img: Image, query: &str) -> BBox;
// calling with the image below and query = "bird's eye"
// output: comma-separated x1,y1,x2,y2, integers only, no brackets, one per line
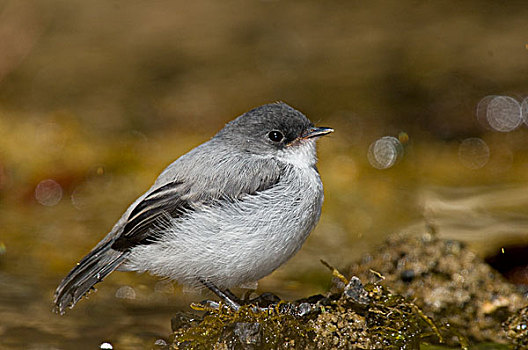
268,130,284,142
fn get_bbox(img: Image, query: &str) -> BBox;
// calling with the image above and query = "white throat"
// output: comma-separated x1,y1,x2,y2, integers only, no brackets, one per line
276,139,317,168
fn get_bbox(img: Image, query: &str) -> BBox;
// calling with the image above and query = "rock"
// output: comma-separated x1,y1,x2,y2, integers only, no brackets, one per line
169,233,527,348
348,233,527,345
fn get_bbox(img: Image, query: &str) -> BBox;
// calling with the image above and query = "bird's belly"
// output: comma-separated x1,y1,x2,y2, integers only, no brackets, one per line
125,167,323,288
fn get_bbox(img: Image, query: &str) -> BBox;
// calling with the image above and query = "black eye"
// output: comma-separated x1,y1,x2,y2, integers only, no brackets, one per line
268,130,284,142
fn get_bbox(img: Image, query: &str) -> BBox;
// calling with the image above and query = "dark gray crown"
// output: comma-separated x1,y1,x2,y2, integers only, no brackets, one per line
215,102,313,152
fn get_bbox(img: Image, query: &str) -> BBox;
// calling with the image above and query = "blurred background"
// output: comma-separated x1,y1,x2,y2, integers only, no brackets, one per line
1,0,528,348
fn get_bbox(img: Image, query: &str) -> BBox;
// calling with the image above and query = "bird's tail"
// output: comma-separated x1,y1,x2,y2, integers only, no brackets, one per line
53,240,129,314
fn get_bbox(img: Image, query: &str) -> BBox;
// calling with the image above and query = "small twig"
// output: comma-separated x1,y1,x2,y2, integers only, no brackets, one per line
368,269,385,281
410,303,443,344
320,259,349,285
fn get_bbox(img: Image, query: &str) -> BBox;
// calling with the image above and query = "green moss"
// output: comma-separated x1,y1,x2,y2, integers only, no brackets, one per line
171,278,466,349
172,303,314,349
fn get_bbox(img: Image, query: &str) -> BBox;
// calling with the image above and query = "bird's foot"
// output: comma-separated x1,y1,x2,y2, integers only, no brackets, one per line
198,292,327,318
198,292,280,312
199,279,317,316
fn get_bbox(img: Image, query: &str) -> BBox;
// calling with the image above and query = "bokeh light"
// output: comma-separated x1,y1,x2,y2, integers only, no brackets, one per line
477,95,522,132
154,339,168,347
521,97,528,126
100,342,113,350
115,285,136,300
367,136,404,170
34,179,63,206
458,138,490,169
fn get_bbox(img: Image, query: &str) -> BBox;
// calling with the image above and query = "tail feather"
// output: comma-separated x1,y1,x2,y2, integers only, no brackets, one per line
54,241,129,314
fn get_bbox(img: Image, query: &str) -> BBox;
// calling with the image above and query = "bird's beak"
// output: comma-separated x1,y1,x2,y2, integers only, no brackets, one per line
301,127,334,140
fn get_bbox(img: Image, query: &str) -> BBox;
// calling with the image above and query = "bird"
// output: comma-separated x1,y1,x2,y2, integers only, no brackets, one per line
54,102,333,314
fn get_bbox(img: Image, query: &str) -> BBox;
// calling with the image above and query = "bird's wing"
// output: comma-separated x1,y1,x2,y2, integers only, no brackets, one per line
55,180,194,311
111,181,191,250
111,158,282,251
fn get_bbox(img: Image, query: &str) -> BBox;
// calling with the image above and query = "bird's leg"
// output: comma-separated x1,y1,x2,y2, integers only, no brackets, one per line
199,280,285,313
200,279,241,311
223,288,242,303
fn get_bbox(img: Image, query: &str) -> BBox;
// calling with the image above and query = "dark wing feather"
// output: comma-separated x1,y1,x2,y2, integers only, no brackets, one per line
54,181,190,312
111,181,192,250
54,240,128,313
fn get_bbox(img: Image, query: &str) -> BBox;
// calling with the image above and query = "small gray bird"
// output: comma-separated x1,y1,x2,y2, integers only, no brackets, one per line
54,102,333,314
